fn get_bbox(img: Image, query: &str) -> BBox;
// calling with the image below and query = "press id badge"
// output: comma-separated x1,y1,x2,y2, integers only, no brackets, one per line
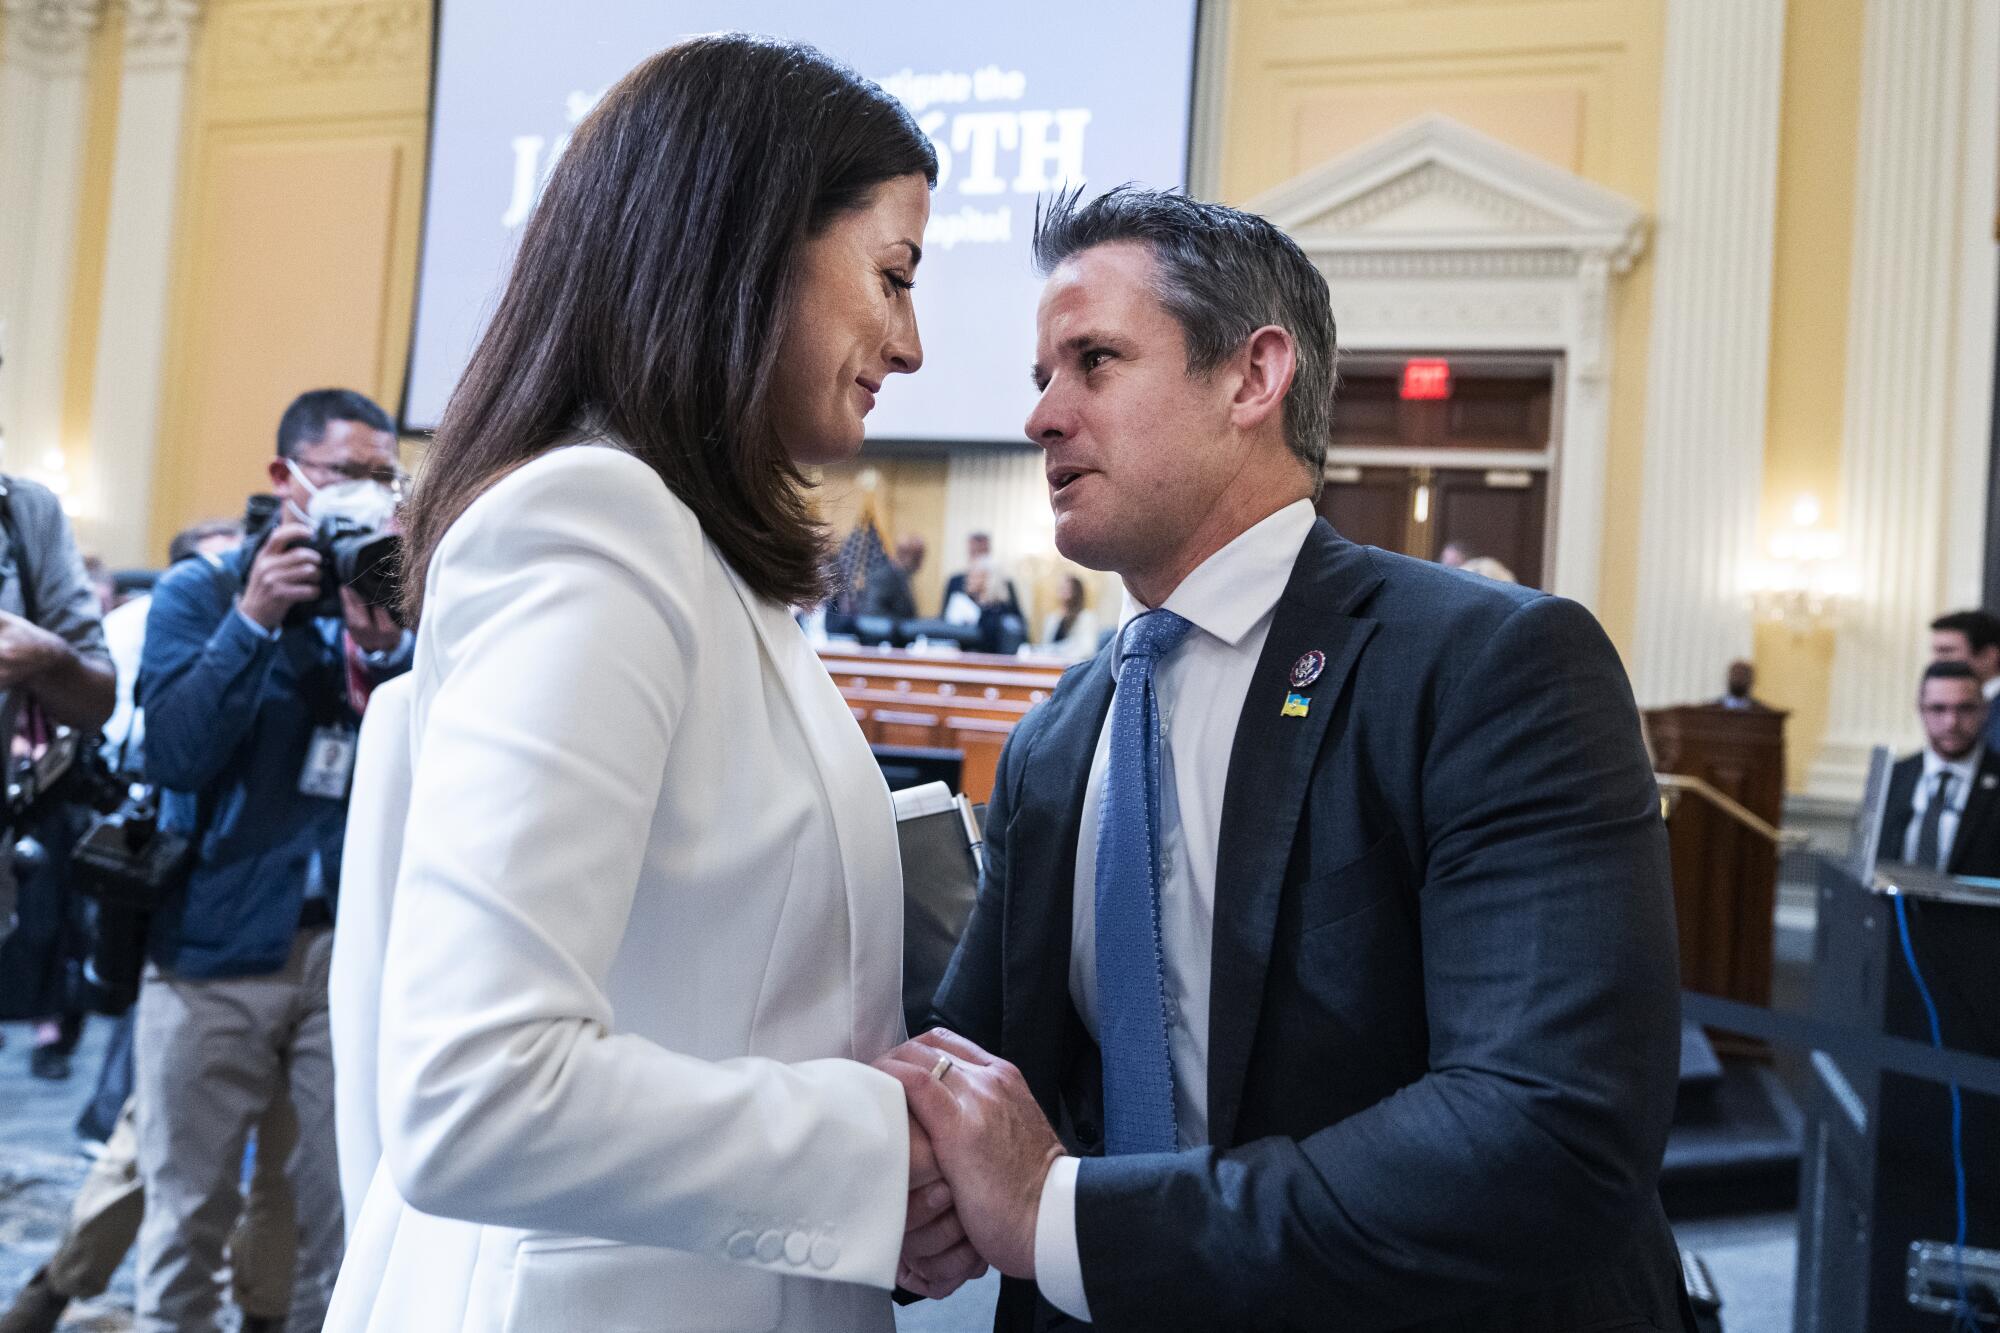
299,725,358,799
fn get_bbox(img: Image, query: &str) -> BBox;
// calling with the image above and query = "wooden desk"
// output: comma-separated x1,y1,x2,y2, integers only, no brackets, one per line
820,646,1070,802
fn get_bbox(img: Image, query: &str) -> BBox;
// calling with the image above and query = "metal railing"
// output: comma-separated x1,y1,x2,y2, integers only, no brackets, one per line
1654,772,1811,849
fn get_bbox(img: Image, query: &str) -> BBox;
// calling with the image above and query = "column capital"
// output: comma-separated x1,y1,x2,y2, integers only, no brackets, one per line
117,0,199,67
0,0,108,75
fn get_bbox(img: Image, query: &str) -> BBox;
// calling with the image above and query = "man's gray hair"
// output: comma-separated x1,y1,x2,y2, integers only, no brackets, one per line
1032,186,1337,489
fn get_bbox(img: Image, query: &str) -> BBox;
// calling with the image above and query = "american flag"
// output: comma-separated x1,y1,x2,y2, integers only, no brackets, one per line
830,513,892,614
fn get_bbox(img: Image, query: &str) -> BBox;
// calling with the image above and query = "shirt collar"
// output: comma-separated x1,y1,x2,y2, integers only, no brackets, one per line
1119,500,1318,648
1923,744,1983,789
1983,675,2000,701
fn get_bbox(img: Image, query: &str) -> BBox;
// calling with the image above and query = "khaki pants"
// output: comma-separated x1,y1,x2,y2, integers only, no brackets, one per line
134,928,341,1333
46,1095,297,1318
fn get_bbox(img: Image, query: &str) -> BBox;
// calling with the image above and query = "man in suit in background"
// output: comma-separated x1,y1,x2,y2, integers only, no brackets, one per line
860,534,925,622
1881,660,2000,877
1929,609,2000,751
1715,658,1775,711
883,188,1692,1331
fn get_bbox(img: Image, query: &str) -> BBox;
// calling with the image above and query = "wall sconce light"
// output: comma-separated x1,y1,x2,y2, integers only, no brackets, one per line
1748,494,1854,632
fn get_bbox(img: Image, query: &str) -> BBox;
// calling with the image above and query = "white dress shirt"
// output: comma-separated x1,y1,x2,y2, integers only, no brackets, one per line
1903,745,1983,868
1033,500,1317,1321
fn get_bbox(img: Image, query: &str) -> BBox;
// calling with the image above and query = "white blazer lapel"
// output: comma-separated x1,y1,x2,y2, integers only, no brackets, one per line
719,564,905,1058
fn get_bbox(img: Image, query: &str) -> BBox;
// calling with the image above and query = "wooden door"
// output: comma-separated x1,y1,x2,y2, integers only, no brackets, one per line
1318,467,1409,553
1319,356,1555,589
1430,468,1547,587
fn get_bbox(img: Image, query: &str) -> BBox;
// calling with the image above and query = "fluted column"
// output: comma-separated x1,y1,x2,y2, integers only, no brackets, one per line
942,447,1054,580
1809,0,2000,797
0,0,106,484
82,0,199,563
1629,0,1787,708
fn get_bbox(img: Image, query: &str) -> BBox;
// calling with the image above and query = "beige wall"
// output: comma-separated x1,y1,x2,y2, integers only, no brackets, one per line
1212,0,1926,792
1216,0,1668,655
147,0,432,552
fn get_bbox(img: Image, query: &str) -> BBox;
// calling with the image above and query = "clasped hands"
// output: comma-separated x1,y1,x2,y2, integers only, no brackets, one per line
874,1029,1066,1300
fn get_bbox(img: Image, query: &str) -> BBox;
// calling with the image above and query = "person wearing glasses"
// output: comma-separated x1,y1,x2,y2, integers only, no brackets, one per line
130,388,412,1331
1882,659,2000,877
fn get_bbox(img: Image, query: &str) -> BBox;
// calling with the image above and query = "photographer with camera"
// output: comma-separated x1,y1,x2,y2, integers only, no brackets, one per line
132,389,409,1332
0,461,118,1070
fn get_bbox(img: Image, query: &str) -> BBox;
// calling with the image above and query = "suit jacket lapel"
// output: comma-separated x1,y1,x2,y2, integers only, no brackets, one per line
1949,752,2000,873
1005,649,1115,1112
1206,522,1383,1148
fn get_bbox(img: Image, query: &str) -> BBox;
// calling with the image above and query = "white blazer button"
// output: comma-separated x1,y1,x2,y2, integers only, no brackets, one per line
755,1230,785,1263
726,1231,757,1261
784,1232,810,1266
810,1236,840,1270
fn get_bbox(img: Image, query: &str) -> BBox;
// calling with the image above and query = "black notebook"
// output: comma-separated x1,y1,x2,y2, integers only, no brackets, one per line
894,782,983,1037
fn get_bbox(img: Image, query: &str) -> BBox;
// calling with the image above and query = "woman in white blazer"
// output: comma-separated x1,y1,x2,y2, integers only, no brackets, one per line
325,37,980,1332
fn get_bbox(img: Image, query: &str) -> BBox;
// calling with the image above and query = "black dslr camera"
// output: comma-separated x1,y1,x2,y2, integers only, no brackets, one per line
241,493,403,626
71,784,194,1013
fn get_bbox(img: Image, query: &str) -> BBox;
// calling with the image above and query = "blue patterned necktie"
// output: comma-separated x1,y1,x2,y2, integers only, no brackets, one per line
1095,608,1195,1155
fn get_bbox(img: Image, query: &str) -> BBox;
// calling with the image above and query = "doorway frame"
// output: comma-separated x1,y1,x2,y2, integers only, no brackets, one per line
1246,114,1646,611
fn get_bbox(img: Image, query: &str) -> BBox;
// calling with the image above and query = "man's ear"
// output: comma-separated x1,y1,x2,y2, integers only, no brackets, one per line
1227,325,1297,435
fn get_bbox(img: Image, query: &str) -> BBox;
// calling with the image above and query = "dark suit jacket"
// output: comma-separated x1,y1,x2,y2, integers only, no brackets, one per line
859,562,918,621
933,521,1692,1332
1880,748,2000,877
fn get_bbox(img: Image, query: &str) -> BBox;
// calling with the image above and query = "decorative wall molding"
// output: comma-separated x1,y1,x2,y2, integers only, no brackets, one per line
1628,0,1787,709
1247,113,1648,610
1317,160,1569,235
0,0,106,73
1809,0,2000,798
213,0,426,85
1302,248,1579,280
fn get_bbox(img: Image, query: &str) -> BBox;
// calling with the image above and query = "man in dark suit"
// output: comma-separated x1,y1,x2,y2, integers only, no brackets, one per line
879,189,1691,1330
1715,658,1776,711
1881,660,2000,877
1928,609,2000,752
859,533,925,621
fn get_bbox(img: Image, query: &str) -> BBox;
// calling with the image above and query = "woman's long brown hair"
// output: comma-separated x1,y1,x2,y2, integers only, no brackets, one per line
399,35,936,621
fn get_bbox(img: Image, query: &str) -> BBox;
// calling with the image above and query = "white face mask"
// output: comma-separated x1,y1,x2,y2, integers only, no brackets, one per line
284,459,399,530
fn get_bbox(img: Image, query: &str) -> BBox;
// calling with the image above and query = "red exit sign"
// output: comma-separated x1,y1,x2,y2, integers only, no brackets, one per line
1400,358,1452,400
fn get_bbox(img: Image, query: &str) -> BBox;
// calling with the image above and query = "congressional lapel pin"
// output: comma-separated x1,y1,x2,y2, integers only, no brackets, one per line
1282,692,1312,719
1984,774,1997,791
1290,650,1326,690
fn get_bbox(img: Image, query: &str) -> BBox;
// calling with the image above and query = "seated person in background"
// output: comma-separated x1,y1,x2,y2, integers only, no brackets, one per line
1038,574,1101,661
859,534,925,621
941,531,1022,621
1715,658,1774,711
1882,660,2000,877
1929,607,2000,749
1437,538,1471,568
943,563,1026,654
